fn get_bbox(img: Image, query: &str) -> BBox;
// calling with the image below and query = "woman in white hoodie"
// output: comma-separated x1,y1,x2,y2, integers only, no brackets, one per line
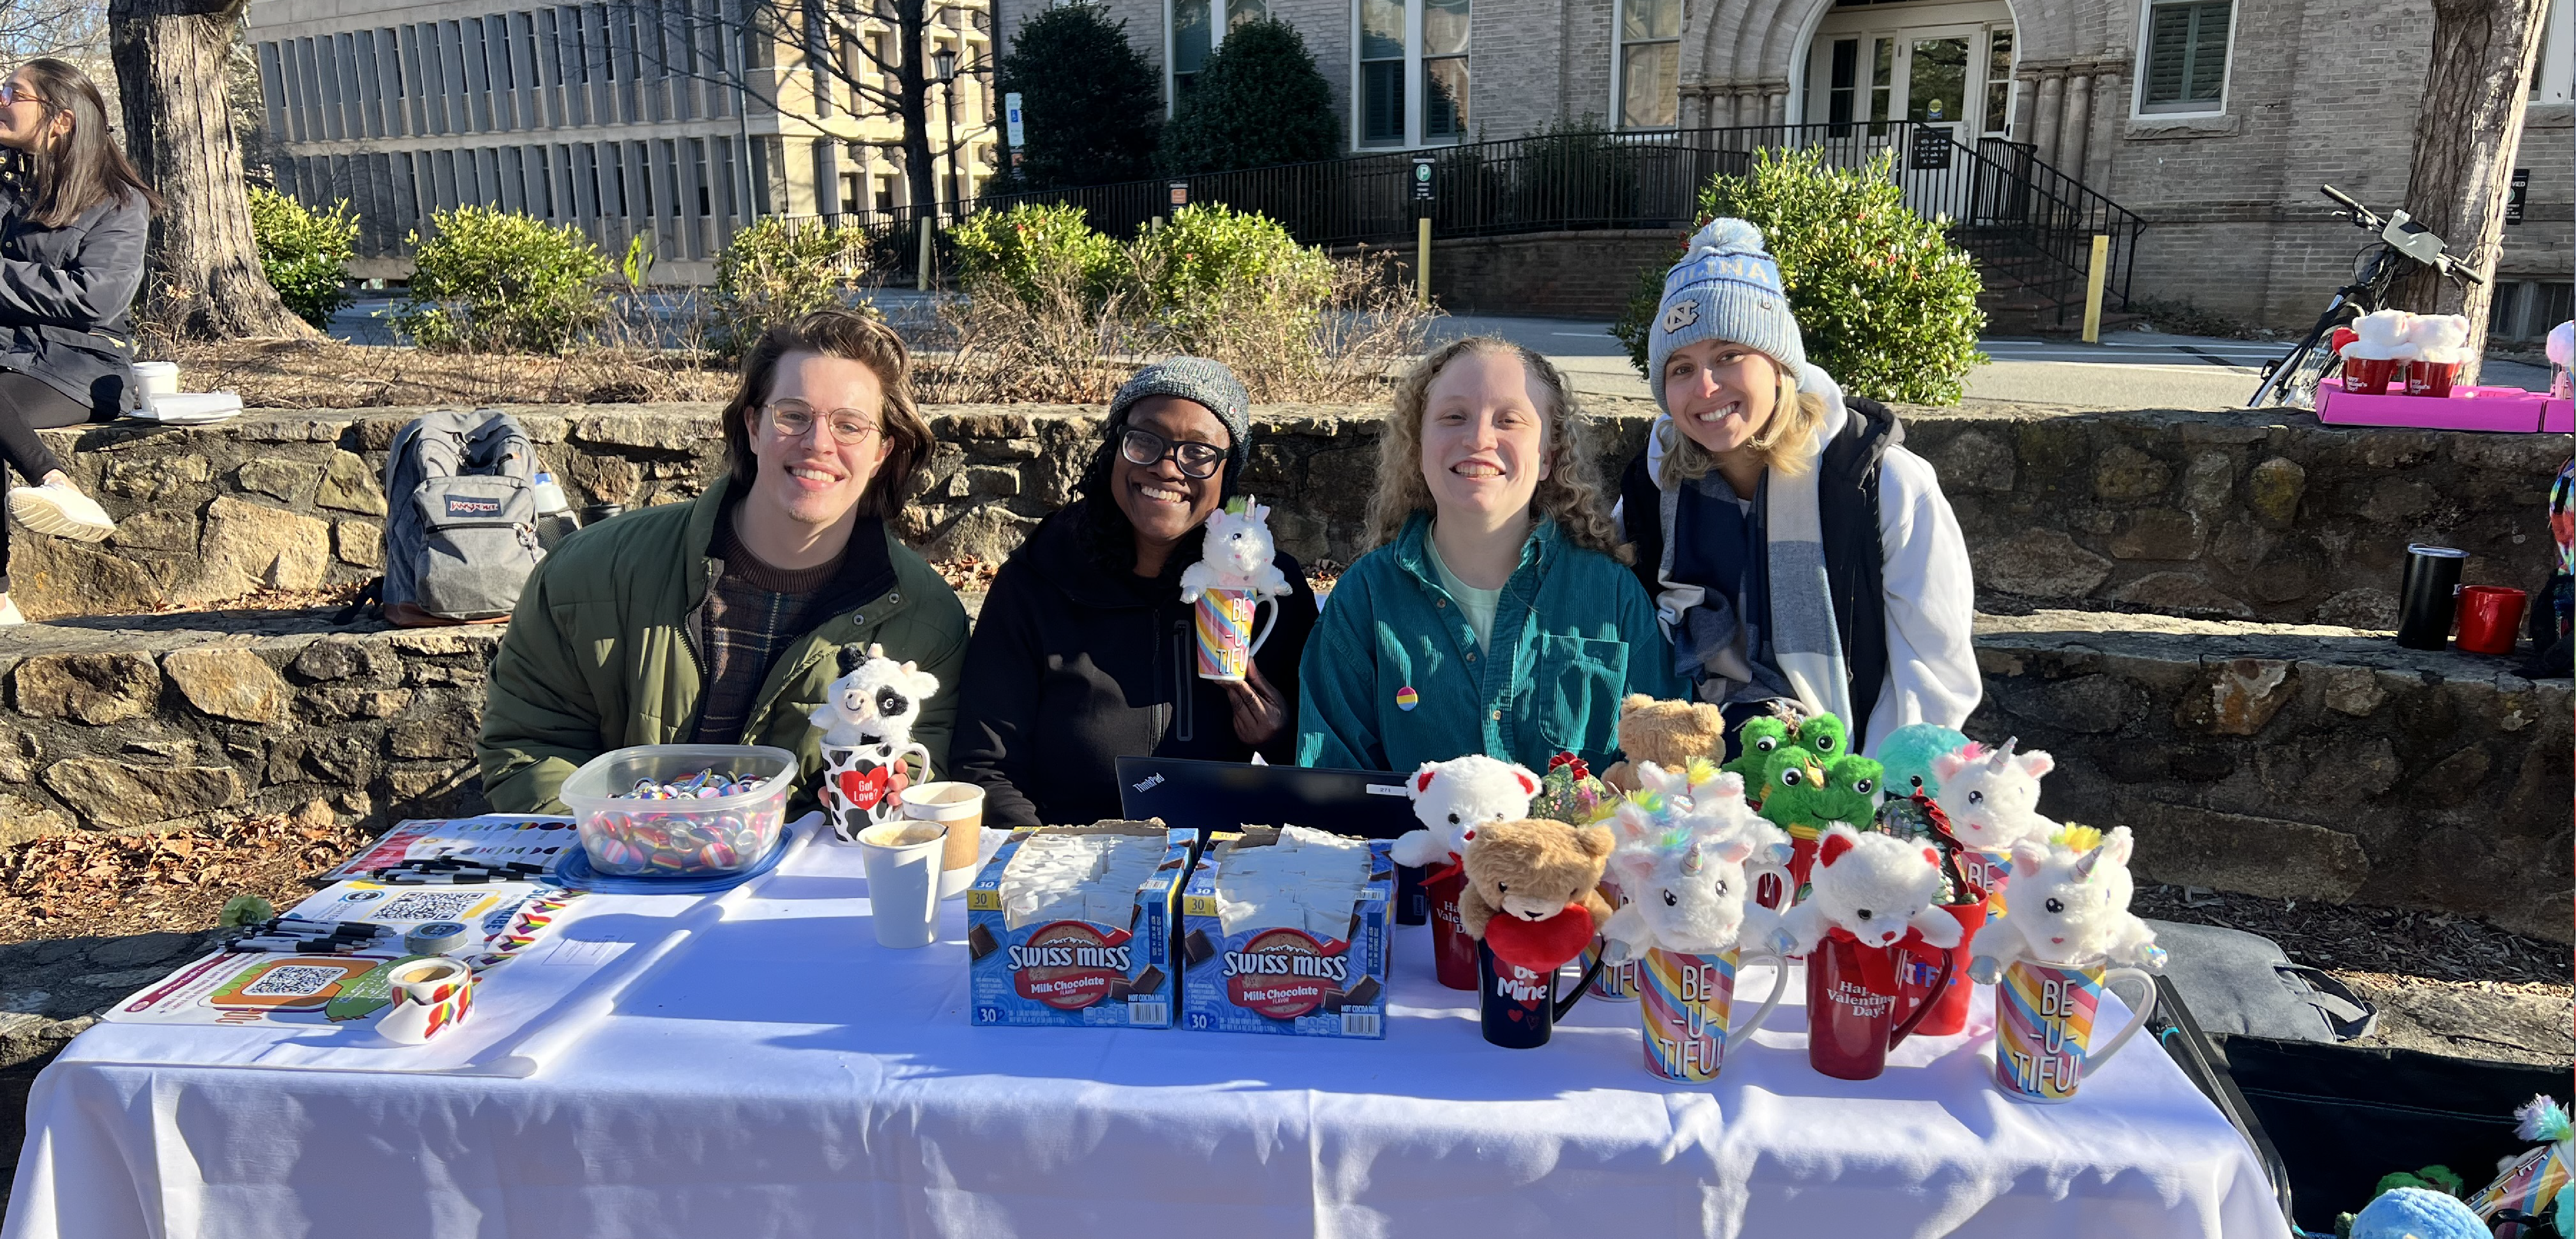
1613,218,1978,756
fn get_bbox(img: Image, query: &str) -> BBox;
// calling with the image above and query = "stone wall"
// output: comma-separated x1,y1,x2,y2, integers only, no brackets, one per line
27,402,2566,628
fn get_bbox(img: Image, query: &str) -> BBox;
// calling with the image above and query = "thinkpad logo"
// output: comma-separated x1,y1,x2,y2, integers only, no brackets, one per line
1131,773,1165,793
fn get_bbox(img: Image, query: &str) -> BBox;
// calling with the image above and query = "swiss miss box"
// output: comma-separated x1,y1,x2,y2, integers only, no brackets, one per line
967,821,1197,1028
1178,826,1394,1040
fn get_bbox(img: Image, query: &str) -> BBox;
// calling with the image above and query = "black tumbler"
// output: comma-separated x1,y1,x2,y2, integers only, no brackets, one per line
2396,544,2468,650
1395,864,1428,925
579,503,627,527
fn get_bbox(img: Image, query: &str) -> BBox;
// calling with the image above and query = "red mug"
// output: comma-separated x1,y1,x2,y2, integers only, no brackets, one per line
2456,586,2528,656
1426,869,1479,990
1805,931,1955,1081
2344,356,2399,395
1898,900,1987,1038
2406,360,2460,398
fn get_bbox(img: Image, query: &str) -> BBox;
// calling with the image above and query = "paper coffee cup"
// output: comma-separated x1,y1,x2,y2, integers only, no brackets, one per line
857,821,945,948
902,781,987,900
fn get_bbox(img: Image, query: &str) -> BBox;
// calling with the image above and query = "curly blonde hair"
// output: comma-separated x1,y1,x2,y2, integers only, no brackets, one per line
1364,336,1632,564
1656,360,1829,489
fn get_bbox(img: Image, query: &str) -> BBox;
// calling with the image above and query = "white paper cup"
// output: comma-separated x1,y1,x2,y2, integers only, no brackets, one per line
857,821,946,948
902,781,987,900
132,360,179,396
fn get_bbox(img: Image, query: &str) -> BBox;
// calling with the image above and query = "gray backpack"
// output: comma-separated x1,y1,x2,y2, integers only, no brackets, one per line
381,408,544,626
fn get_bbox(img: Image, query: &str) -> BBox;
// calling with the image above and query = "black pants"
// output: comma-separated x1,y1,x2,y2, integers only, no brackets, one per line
0,370,93,595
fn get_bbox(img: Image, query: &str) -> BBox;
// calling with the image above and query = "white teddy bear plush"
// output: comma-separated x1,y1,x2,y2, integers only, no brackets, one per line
809,643,940,750
1931,739,2059,856
1773,824,1964,955
2342,307,2413,361
1178,498,1293,602
1968,826,2164,979
1392,754,1540,868
2402,313,2472,365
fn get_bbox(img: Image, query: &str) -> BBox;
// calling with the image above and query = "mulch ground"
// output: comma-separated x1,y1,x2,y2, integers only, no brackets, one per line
0,814,374,947
2131,884,2569,988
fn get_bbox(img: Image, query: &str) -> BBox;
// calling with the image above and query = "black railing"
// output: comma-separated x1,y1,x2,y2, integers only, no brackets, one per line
822,122,2145,321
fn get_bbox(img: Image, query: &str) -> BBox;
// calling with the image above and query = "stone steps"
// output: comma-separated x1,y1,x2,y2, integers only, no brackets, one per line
3,606,2563,942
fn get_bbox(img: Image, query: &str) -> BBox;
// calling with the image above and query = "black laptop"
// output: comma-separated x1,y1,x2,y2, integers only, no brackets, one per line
1113,756,1420,841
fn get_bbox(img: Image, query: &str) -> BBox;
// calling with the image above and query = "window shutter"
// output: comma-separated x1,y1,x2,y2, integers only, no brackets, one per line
2187,2,2229,101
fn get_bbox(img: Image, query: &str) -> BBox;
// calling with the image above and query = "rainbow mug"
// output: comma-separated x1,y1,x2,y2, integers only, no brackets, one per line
1991,960,2157,1103
1583,879,1639,1000
1637,945,1786,1083
1194,588,1279,682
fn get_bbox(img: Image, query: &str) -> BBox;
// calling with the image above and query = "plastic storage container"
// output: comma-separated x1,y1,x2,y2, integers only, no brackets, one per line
132,360,180,396
560,744,797,877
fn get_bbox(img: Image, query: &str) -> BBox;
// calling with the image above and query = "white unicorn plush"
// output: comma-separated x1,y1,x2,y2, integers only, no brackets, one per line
1931,738,2059,855
1179,496,1293,602
1392,754,1540,868
1968,826,2164,978
810,643,939,750
1773,824,1964,955
1597,761,1788,960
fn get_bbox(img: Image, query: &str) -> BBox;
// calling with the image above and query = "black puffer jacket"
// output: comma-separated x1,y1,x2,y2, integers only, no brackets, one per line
952,506,1321,828
0,183,148,417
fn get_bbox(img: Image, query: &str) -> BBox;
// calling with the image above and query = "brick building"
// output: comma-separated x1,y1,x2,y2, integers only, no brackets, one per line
1010,0,2572,332
246,0,1001,282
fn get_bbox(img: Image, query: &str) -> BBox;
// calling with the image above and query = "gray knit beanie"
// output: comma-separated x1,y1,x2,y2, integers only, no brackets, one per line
1644,218,1807,414
1107,357,1253,481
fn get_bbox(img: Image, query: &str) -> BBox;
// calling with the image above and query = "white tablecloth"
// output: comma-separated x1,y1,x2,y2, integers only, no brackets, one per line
7,827,2289,1239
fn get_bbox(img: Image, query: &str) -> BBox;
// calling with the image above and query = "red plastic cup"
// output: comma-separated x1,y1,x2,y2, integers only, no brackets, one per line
1899,899,1987,1037
1426,869,1479,990
2344,356,2399,395
2406,360,2460,398
2456,586,2527,656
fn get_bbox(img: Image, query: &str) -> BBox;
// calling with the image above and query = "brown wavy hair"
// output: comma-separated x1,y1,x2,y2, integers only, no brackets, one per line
721,309,933,520
8,58,161,227
1364,336,1631,564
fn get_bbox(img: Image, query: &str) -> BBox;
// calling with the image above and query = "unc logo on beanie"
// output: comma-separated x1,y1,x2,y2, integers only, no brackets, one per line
1660,300,1700,335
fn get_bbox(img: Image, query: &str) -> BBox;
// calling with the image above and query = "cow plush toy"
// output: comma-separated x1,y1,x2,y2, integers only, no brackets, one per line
812,643,939,841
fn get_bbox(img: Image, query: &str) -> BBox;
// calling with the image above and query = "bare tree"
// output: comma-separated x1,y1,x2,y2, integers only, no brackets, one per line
107,0,311,338
0,0,107,63
639,0,988,221
2387,0,2551,384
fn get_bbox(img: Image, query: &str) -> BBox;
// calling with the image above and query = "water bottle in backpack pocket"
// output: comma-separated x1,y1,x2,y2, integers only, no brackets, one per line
381,408,547,626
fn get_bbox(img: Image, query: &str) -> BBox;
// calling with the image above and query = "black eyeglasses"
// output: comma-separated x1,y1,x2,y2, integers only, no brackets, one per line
1118,426,1226,480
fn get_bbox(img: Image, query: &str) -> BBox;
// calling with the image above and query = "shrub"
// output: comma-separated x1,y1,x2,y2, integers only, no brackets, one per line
246,186,357,329
1155,19,1340,174
711,216,874,358
1609,147,1987,405
950,202,1125,310
991,5,1162,190
1130,202,1330,334
396,206,608,352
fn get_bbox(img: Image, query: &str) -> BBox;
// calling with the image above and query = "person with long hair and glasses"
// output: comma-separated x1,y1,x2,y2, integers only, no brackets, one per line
1297,337,1680,774
952,359,1321,827
0,58,157,625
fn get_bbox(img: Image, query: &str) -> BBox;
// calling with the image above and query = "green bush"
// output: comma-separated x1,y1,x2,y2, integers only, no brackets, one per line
246,185,357,329
1610,147,1987,405
396,206,608,352
951,203,1125,310
991,4,1162,190
1131,203,1329,318
711,216,874,357
1155,19,1340,174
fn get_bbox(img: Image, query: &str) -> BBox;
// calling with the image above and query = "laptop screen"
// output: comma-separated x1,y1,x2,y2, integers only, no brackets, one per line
1113,757,1420,840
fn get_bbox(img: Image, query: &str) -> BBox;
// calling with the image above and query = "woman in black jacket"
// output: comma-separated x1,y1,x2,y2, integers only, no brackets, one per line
952,359,1320,827
0,58,156,625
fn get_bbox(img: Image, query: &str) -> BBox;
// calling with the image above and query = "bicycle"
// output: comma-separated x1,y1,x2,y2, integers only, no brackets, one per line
2247,184,2484,410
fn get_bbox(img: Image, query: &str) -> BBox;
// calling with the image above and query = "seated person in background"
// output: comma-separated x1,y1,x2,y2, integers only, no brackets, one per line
1297,337,1680,775
952,359,1320,828
478,310,969,812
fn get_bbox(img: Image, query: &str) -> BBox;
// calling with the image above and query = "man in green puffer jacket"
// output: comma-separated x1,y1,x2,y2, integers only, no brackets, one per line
478,311,969,815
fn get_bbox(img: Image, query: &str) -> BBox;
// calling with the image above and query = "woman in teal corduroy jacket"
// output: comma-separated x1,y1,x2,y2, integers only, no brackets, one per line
1297,337,1681,775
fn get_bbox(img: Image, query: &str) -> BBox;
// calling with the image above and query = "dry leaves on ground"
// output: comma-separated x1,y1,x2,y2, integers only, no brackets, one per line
2133,884,2572,987
153,338,737,410
0,815,374,947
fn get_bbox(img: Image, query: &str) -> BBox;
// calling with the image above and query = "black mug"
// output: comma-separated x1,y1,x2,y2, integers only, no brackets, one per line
2397,544,2468,650
1477,939,1602,1049
579,503,627,527
1395,864,1428,925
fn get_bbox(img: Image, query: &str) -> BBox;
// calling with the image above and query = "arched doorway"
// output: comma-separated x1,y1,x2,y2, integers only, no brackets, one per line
1799,0,2017,144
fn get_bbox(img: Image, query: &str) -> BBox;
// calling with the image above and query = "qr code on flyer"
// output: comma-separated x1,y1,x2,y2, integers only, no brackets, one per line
376,891,484,922
241,965,351,998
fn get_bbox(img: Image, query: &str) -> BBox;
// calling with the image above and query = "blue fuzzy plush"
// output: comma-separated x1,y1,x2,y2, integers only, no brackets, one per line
2348,1187,2487,1239
1876,724,1970,801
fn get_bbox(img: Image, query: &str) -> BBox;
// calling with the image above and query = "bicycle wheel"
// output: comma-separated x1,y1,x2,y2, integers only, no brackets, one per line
2249,300,2360,409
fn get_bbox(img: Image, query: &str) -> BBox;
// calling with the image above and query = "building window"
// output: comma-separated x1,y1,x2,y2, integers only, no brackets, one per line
1171,0,1263,103
1981,28,2012,135
2137,0,2229,115
1616,0,1677,129
2536,0,2571,103
1356,0,1465,147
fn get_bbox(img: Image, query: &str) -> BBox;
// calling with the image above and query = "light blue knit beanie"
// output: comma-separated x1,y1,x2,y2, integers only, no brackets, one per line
1644,218,1807,414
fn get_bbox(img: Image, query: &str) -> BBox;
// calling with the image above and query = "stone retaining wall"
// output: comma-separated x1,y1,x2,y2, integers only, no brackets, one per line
3,606,2563,940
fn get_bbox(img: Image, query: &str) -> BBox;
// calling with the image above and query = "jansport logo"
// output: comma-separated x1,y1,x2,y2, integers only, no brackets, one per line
1008,921,1132,1010
444,495,503,518
1223,928,1347,1020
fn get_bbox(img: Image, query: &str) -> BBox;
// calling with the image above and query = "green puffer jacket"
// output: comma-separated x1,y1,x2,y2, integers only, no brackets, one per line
477,476,970,814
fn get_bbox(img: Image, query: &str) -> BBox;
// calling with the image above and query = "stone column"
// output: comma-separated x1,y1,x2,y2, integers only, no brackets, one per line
2011,72,2037,143
2061,72,2093,178
814,138,841,221
2031,71,2064,167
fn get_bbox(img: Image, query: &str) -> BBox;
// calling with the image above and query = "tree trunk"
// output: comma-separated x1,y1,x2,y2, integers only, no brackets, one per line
895,0,938,222
107,0,313,339
2387,0,2549,384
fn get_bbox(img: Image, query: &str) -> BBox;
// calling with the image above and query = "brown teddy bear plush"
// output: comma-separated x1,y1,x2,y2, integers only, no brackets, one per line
1601,694,1727,794
1459,818,1617,975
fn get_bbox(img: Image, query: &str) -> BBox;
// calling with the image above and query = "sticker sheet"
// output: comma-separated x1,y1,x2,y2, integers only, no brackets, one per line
326,815,583,880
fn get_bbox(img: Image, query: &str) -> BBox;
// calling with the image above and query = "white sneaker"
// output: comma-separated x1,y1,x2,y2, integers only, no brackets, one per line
0,597,23,626
10,478,115,542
